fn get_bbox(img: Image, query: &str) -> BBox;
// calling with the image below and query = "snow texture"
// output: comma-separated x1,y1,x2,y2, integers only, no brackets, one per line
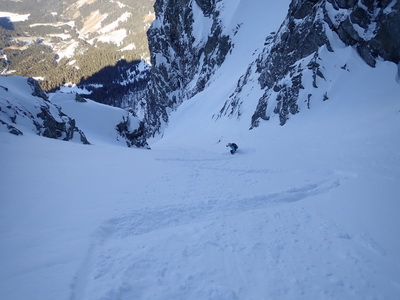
1,50,400,299
1,1,400,300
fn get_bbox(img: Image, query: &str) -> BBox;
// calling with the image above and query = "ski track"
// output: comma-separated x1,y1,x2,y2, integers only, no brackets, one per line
69,155,396,300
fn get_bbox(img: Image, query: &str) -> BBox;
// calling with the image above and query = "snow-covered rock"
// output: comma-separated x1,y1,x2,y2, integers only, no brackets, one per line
0,76,149,148
248,0,400,127
50,88,149,148
0,76,89,144
142,0,400,137
144,0,233,136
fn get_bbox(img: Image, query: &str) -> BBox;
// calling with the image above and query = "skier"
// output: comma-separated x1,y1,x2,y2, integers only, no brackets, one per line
226,142,238,154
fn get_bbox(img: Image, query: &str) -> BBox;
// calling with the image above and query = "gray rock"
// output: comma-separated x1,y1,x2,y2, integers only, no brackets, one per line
249,0,399,127
141,0,399,133
144,0,232,137
116,116,150,148
27,77,49,101
0,77,90,144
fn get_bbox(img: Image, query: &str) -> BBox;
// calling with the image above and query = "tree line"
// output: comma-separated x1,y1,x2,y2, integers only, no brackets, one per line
2,41,147,91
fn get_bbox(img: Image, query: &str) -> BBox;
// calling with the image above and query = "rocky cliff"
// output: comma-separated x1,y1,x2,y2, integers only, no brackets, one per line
144,0,232,136
142,0,399,136
247,0,400,127
0,76,90,143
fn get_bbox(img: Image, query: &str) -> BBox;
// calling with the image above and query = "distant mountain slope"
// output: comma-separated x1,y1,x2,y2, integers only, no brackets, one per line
0,0,154,92
76,59,151,110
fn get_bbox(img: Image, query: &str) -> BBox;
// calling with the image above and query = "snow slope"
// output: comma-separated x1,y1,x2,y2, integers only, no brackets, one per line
1,51,400,299
50,92,140,146
1,1,400,299
0,76,143,146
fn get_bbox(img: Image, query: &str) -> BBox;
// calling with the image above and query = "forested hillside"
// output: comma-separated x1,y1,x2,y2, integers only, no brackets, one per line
0,0,154,92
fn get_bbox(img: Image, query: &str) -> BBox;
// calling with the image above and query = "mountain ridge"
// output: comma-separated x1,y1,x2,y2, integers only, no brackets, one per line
141,0,400,139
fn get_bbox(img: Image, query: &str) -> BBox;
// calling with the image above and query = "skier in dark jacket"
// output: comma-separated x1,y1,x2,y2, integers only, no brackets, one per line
226,142,238,154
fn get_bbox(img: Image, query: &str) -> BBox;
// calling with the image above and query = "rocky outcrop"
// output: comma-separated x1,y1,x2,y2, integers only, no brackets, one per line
116,116,149,148
139,0,399,137
0,76,90,144
326,0,400,66
144,0,232,136
324,0,400,67
35,105,90,144
221,0,399,127
253,1,331,126
27,77,49,101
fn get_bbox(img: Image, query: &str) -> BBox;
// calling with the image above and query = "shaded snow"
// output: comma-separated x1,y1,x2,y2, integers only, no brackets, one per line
191,1,213,47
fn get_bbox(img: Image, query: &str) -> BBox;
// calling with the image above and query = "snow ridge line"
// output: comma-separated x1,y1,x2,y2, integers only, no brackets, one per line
69,179,339,299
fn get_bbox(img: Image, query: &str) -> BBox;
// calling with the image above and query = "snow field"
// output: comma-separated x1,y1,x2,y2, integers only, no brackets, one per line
1,103,400,299
1,0,400,298
2,49,400,300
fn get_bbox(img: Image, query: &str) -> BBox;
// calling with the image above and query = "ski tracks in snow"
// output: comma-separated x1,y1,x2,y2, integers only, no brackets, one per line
69,153,397,299
70,184,335,299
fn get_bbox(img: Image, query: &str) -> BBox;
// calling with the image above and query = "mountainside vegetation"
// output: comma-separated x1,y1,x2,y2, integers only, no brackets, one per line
0,0,154,92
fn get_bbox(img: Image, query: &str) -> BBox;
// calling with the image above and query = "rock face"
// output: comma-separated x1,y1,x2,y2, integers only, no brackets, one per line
326,0,400,67
221,0,400,127
116,117,149,148
142,0,399,135
144,0,232,136
0,76,90,144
